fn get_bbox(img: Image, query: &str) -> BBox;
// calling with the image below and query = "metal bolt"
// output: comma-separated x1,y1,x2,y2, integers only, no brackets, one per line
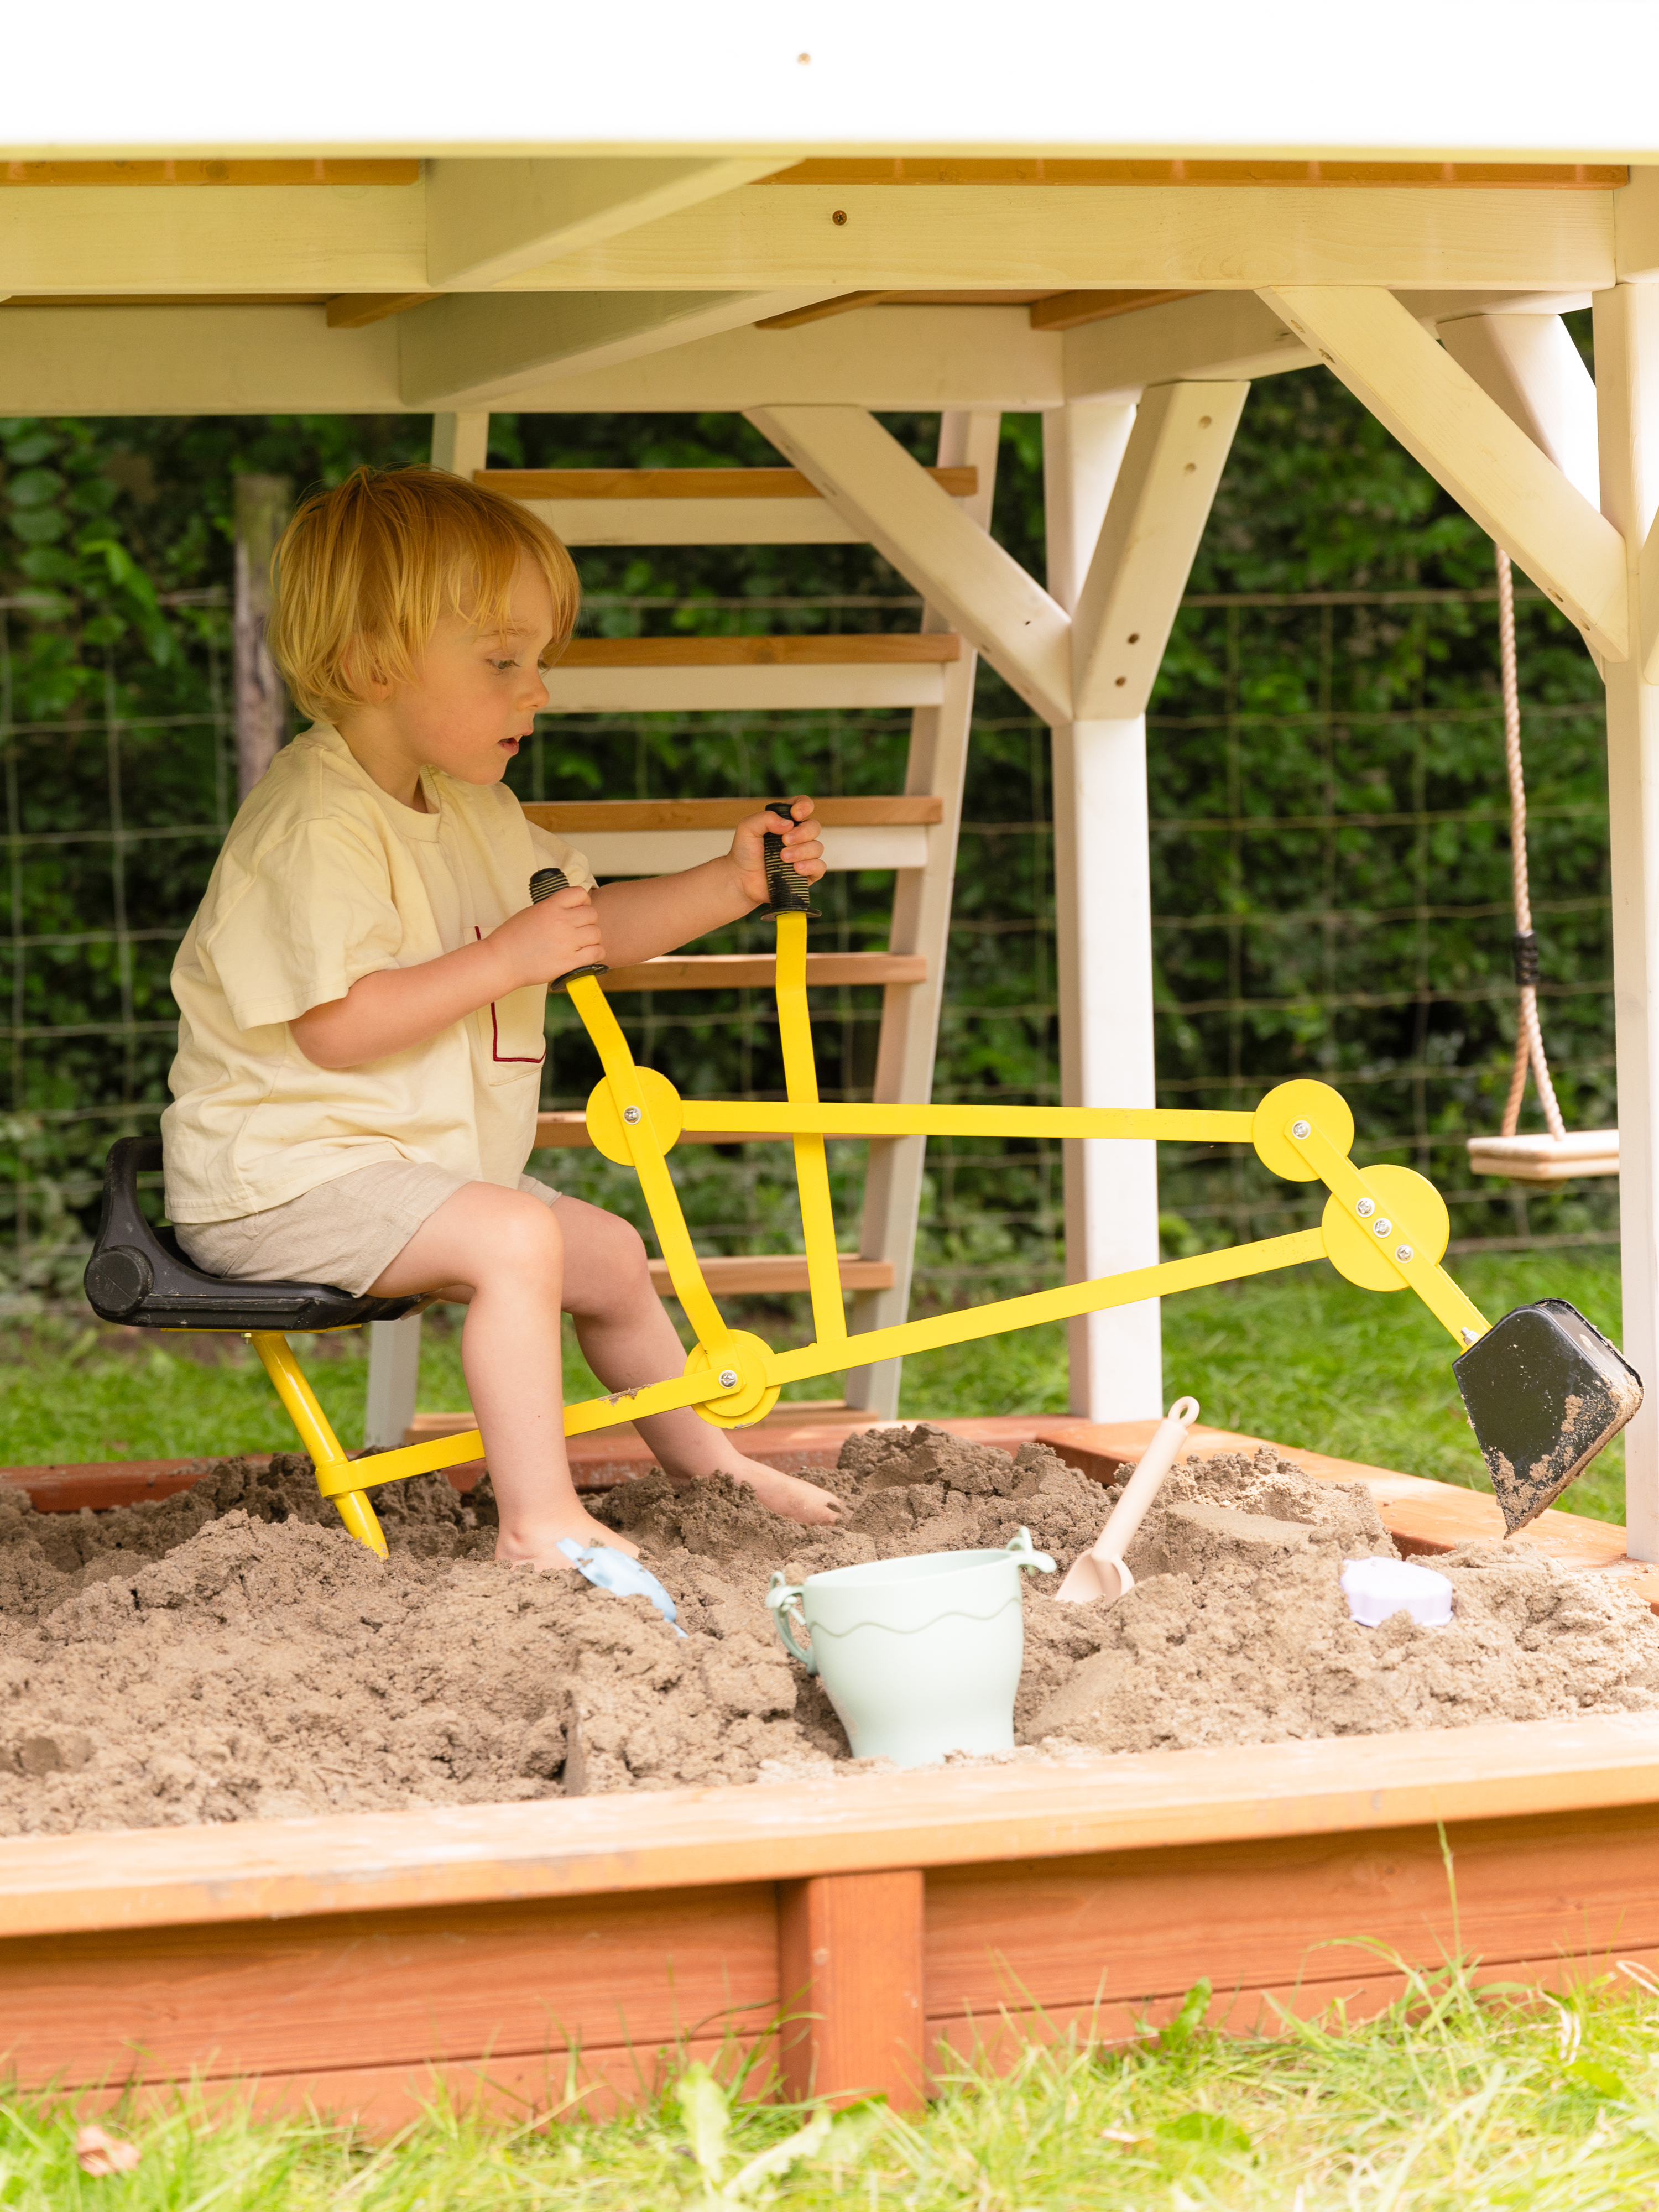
831,208,848,225
1290,1118,1311,1140
718,1368,739,1390
623,1105,641,1124
1355,1197,1374,1218
1373,1216,1392,1238
1462,1327,1480,1345
1395,1244,1414,1263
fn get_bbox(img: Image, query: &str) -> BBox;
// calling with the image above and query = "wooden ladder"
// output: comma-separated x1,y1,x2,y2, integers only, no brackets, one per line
364,412,999,1450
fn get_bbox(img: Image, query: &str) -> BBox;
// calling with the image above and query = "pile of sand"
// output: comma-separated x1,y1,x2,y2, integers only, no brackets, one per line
0,1426,1654,1834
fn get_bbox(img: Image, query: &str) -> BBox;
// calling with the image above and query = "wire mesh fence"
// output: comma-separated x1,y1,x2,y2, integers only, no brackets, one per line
0,580,1616,1317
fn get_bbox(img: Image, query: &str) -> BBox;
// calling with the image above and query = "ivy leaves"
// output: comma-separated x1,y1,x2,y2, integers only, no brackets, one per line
0,419,179,716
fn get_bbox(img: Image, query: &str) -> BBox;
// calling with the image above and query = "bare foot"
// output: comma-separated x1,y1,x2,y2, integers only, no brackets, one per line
496,1505,640,1571
719,1457,843,1526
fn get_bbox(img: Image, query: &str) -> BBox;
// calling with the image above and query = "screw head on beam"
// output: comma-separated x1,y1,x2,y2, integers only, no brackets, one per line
623,1105,641,1125
1373,1217,1393,1238
1356,1197,1375,1218
1290,1118,1311,1139
1396,1244,1414,1262
718,1368,739,1390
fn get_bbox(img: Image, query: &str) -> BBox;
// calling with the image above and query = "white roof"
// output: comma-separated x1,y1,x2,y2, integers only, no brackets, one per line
6,1,1659,160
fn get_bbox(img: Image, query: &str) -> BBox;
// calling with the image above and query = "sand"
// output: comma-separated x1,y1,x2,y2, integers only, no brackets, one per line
0,1426,1655,1834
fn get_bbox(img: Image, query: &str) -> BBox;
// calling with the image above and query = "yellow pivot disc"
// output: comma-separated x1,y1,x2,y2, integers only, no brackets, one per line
586,1067,683,1166
1252,1079,1355,1183
687,1330,780,1429
1322,1165,1450,1293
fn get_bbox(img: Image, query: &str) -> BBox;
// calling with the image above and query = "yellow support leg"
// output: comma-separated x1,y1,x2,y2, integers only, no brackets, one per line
249,1331,387,1557
773,910,847,1351
566,973,731,1349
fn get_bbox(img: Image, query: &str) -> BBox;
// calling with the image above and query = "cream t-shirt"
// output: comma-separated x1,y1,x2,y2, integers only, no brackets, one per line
161,725,594,1224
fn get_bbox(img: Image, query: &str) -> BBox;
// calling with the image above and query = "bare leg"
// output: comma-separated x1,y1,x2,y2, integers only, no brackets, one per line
369,1187,839,1571
368,1183,633,1569
552,1195,841,1526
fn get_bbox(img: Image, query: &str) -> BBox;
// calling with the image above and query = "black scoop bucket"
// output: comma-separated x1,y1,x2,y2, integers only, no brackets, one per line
1453,1299,1642,1535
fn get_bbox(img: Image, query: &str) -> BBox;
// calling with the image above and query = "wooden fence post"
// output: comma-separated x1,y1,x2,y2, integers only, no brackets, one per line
777,1868,926,2110
233,473,289,800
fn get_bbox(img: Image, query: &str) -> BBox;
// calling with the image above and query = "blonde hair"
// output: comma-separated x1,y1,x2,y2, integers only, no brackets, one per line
268,465,580,721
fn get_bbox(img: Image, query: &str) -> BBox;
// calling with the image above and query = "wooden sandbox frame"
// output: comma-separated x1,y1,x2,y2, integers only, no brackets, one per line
2,1415,1658,2124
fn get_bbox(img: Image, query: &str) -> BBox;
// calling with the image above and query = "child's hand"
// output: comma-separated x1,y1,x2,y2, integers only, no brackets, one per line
729,796,826,909
492,884,607,988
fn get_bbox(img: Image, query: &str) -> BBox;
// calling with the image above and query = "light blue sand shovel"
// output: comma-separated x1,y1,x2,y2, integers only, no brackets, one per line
556,1538,687,1636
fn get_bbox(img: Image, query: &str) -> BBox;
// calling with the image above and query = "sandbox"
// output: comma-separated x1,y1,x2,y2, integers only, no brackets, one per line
0,1415,1656,2122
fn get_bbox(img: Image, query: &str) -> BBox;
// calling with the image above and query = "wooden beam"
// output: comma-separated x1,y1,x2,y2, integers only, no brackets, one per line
541,666,950,714
560,826,931,873
1261,285,1628,660
1064,290,1315,401
575,953,926,990
1072,382,1248,718
1,1712,1655,1936
0,305,401,414
525,797,943,828
766,159,1627,191
1031,288,1196,331
653,1254,894,1297
481,466,976,500
556,635,958,666
325,293,435,327
0,185,426,294
747,405,1073,726
522,185,1615,295
0,302,1061,418
779,1871,925,2109
397,287,826,408
755,290,899,327
1437,313,1600,504
536,1111,802,1149
0,160,419,186
425,157,779,288
459,306,1063,415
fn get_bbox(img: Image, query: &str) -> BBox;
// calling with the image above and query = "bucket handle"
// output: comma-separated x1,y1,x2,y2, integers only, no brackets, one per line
766,1572,817,1672
1006,1527,1057,1574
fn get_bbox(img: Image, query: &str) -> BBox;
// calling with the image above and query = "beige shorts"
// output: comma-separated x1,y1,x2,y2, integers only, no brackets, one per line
173,1163,561,1296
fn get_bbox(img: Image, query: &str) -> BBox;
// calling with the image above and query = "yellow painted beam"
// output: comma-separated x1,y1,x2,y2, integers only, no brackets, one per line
676,1102,1256,1141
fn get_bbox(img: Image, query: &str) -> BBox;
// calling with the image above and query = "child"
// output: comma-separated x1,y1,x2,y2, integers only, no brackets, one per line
163,465,842,1567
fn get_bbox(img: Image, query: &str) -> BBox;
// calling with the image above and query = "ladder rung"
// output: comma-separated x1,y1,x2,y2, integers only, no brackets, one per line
651,1253,894,1296
525,796,943,831
534,1109,901,1150
557,635,959,666
479,466,977,502
591,953,926,992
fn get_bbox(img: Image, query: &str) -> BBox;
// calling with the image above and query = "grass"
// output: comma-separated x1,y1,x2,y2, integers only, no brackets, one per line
5,1958,1659,2207
0,1248,1628,1523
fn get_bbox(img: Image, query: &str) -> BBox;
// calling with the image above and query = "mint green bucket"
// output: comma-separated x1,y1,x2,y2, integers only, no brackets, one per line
765,1529,1056,1768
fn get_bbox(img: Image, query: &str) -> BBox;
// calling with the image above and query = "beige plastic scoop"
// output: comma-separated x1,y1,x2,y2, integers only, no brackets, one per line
1055,1396,1199,1605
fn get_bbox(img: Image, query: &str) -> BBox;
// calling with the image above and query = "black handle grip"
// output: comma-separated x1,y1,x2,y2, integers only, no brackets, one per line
529,868,608,985
759,799,820,919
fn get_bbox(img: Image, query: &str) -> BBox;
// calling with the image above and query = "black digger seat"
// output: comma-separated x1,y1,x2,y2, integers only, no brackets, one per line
84,1138,430,1333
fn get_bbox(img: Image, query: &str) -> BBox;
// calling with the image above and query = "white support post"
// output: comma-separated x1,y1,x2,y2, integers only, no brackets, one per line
1594,284,1659,1562
429,410,491,480
1046,403,1159,1421
1045,390,1243,1421
844,411,1000,1417
363,411,494,1452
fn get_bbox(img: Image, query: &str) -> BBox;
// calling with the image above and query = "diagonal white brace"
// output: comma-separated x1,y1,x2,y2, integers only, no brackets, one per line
1261,285,1628,663
1071,382,1248,719
746,404,1073,726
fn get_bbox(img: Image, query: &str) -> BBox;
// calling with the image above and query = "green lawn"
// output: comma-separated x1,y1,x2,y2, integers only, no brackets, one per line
8,1961,1659,2208
3,1248,1626,1524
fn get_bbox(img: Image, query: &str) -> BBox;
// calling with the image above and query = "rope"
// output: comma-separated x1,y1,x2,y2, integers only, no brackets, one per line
1495,546,1567,1141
